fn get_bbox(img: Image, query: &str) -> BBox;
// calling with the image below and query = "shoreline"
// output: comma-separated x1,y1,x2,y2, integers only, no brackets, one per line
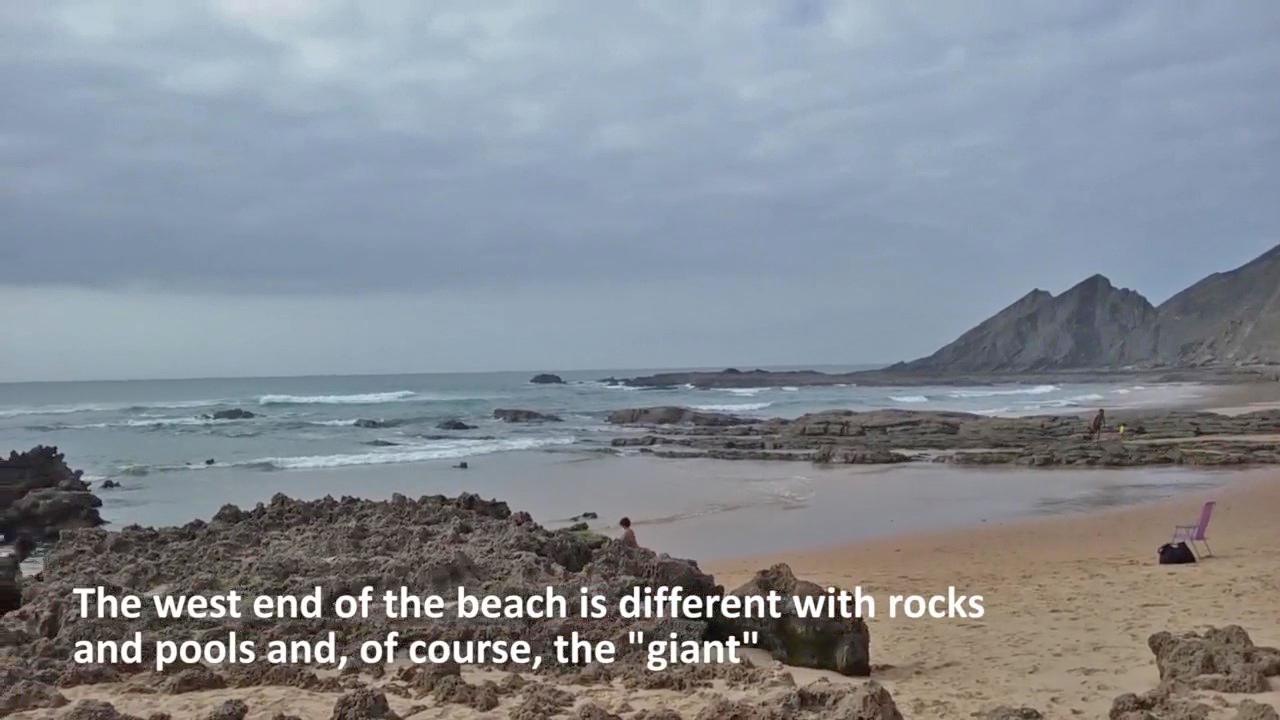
707,470,1280,718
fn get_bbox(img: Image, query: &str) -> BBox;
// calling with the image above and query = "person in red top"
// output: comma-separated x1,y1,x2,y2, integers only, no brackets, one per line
619,517,638,547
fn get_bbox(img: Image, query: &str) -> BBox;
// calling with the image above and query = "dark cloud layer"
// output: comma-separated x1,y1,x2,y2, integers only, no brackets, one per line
1,2,1278,379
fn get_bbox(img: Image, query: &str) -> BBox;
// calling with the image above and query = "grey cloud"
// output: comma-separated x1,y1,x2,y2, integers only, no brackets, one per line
1,2,1279,377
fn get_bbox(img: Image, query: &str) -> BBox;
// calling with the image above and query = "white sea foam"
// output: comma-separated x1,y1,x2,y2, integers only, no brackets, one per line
311,419,360,426
257,391,416,405
781,386,799,392
890,395,929,403
947,384,1059,399
722,388,766,397
2,398,235,418
64,416,235,430
691,402,773,412
1031,393,1106,409
245,436,577,469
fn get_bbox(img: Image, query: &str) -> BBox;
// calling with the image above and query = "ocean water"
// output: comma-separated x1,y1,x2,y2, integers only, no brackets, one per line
0,369,1205,481
0,369,1231,561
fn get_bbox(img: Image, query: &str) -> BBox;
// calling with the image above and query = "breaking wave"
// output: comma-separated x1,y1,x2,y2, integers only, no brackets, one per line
242,436,578,469
889,395,929,403
690,402,773,412
0,399,222,418
947,384,1058,399
722,388,767,397
257,391,416,405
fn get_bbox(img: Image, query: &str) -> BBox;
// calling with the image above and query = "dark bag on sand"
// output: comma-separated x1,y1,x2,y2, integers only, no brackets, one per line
1158,542,1196,565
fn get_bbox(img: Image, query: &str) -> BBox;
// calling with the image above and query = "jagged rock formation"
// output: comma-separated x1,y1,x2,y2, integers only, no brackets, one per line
0,446,104,542
898,243,1280,372
1110,626,1280,719
0,491,886,715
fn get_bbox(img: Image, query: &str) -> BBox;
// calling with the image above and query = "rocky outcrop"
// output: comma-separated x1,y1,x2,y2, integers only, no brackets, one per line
529,373,565,384
0,446,104,542
607,407,753,427
723,564,871,676
0,678,69,715
353,419,402,429
493,408,562,423
691,679,901,720
1,535,36,615
1110,626,1280,720
331,688,400,720
0,492,739,683
613,408,1280,467
436,419,476,430
1147,626,1280,693
208,408,255,420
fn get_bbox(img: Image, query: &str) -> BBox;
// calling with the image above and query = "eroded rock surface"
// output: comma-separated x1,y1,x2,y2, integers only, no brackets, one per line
608,407,1280,467
0,446,104,542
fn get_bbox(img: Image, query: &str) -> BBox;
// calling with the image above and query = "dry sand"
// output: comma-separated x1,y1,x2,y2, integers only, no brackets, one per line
709,469,1280,718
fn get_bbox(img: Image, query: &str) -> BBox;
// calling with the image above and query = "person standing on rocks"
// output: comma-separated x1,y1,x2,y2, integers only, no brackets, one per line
1089,409,1106,440
619,517,638,548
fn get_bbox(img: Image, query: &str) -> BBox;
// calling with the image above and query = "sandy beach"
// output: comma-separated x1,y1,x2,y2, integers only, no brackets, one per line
5,465,1274,719
709,470,1280,718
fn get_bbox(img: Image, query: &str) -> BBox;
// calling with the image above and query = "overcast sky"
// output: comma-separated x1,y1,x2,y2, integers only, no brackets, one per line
2,1,1278,381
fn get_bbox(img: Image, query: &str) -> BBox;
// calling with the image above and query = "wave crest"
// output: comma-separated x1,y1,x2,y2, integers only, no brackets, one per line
258,391,416,405
947,384,1058,399
690,402,773,412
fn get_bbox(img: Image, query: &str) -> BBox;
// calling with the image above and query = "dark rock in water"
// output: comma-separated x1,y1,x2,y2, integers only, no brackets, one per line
0,446,104,543
205,458,216,465
571,512,599,521
567,522,589,532
437,419,477,431
723,563,871,676
354,419,402,429
210,408,255,420
530,373,565,384
454,461,468,470
607,407,753,427
493,408,562,423
100,479,121,489
363,440,400,447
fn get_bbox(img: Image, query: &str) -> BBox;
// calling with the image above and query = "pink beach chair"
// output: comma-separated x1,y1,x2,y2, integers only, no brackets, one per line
1171,501,1215,558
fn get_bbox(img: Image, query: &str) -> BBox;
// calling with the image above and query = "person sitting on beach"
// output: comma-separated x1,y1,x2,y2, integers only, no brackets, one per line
1089,409,1106,440
619,517,638,548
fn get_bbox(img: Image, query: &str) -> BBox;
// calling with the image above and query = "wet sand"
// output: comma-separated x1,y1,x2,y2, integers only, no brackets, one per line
92,450,1253,561
708,470,1280,718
